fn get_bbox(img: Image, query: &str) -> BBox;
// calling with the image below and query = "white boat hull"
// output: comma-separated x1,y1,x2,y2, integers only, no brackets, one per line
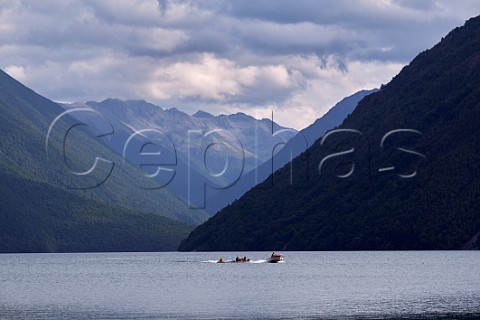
266,256,283,263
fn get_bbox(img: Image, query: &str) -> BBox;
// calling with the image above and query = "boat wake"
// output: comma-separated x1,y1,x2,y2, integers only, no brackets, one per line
203,259,284,264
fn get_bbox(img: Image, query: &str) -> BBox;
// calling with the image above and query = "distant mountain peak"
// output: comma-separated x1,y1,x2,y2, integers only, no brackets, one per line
217,111,256,122
192,110,214,118
101,97,123,104
233,111,252,119
166,107,182,113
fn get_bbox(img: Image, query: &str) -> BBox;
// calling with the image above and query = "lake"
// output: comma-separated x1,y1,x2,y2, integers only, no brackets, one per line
0,251,479,319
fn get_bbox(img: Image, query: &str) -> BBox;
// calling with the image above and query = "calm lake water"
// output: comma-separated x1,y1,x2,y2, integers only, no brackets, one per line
0,251,479,319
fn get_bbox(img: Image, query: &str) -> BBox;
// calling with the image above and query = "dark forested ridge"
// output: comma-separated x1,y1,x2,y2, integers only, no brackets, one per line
0,171,193,252
179,16,480,251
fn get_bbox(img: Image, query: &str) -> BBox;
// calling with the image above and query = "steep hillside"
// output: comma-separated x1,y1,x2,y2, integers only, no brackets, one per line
0,70,203,252
0,70,207,224
180,16,480,251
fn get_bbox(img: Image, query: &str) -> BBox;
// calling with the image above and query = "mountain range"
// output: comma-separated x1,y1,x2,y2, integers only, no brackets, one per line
61,98,292,212
179,16,480,251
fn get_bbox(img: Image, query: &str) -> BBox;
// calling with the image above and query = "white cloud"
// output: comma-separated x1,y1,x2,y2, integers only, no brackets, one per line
276,58,403,129
4,65,27,82
146,54,297,101
191,57,403,130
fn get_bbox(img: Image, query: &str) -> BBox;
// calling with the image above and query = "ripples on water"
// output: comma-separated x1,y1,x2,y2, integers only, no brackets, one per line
0,251,479,319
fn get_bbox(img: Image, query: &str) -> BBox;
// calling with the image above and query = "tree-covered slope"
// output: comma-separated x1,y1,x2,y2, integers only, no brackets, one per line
179,16,480,251
0,171,193,252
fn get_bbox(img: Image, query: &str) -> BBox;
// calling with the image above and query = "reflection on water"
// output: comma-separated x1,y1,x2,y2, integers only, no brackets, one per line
0,251,479,319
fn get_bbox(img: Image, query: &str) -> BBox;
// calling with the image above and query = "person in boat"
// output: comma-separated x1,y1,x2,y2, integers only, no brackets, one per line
218,258,224,263
235,256,240,262
271,252,275,257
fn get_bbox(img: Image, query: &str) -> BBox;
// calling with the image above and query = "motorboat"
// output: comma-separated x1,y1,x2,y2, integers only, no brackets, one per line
266,253,283,263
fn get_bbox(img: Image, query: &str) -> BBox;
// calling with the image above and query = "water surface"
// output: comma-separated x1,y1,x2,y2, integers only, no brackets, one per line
0,251,479,319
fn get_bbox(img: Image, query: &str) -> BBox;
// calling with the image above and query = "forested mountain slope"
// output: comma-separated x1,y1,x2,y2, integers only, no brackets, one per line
180,16,480,251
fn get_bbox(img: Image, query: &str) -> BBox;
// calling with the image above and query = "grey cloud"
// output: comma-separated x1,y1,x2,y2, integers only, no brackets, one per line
212,0,479,61
0,0,478,129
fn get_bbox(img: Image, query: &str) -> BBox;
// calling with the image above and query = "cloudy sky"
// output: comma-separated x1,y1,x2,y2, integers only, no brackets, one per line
0,1,479,129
